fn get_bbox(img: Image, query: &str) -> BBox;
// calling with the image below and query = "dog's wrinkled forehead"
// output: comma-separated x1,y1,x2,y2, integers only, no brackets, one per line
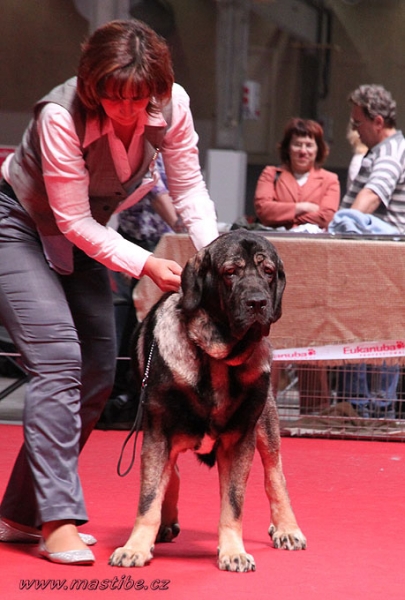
208,234,278,270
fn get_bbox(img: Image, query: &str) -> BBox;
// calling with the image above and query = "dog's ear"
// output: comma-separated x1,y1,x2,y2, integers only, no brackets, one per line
180,247,211,313
272,257,286,323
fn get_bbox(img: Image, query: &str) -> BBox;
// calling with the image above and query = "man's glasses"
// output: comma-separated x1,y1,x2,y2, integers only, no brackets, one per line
350,116,374,129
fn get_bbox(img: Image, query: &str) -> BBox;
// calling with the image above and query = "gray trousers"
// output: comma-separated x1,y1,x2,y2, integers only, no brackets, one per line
0,189,116,527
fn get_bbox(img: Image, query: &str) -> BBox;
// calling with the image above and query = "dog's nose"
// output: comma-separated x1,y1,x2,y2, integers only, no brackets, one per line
246,295,267,314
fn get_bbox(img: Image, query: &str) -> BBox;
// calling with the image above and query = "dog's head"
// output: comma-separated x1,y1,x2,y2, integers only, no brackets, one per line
180,229,285,342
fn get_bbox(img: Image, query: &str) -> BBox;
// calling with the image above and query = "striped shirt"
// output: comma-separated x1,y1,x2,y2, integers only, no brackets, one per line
341,130,405,233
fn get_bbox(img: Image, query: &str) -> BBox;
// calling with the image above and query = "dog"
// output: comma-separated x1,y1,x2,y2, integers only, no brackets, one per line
109,229,306,572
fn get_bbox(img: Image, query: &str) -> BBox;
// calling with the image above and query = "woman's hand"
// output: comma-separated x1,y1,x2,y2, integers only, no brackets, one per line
141,255,182,292
295,201,319,215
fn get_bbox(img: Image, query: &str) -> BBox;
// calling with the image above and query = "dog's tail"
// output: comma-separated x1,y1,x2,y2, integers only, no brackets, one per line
195,448,217,468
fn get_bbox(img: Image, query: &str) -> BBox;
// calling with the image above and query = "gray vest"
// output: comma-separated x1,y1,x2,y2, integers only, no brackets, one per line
7,77,171,272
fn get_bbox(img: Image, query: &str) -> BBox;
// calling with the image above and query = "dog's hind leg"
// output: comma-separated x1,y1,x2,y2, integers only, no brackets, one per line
156,461,180,542
216,434,257,572
256,399,307,550
109,437,176,567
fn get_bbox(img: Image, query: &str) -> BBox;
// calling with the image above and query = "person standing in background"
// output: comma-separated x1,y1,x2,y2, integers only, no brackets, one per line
346,123,368,190
101,154,185,428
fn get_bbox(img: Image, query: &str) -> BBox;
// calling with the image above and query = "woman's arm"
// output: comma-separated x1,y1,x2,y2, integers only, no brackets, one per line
295,171,341,228
254,166,296,227
160,84,218,249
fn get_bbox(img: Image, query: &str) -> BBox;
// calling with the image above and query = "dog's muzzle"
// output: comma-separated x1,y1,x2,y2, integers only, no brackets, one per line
245,292,268,316
229,287,273,339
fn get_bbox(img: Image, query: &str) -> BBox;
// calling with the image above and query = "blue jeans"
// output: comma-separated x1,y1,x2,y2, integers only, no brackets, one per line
337,363,399,409
0,189,116,527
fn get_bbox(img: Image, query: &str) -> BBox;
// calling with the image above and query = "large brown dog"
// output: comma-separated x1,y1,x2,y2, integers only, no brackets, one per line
109,229,306,572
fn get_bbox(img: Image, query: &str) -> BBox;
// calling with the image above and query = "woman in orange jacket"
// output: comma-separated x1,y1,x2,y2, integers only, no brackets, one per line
254,118,340,230
255,118,340,414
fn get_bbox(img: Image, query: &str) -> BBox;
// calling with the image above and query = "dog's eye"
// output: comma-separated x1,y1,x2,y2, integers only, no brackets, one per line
264,267,275,279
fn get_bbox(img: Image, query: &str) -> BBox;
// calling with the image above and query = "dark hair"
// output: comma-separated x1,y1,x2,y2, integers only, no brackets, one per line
348,84,397,128
278,118,329,168
77,19,174,117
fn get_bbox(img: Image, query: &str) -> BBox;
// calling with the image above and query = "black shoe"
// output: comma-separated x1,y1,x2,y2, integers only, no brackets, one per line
96,393,138,430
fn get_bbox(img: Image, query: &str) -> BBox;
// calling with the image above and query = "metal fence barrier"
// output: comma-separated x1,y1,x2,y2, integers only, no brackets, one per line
275,360,405,441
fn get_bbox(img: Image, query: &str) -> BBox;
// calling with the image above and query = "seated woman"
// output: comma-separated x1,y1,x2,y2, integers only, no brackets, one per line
254,118,340,414
254,117,340,231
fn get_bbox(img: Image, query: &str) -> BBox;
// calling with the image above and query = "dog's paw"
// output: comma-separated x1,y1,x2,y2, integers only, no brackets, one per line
156,522,181,543
109,546,154,568
218,551,256,572
269,524,307,550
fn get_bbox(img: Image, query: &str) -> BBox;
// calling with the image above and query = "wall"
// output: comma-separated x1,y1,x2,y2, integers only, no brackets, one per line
1,0,404,203
0,0,87,143
320,0,405,170
154,0,217,163
243,0,405,173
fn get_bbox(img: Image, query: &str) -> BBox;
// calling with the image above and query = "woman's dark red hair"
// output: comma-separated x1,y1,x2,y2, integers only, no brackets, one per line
77,19,174,117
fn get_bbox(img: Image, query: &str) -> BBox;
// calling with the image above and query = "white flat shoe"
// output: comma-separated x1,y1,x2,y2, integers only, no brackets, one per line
78,533,97,546
0,519,40,543
38,539,95,565
0,518,97,546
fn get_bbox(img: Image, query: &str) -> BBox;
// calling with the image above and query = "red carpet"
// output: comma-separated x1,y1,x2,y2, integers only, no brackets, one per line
1,424,405,599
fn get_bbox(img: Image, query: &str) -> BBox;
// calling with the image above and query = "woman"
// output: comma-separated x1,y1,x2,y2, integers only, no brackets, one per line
254,118,340,230
0,19,217,564
255,118,339,415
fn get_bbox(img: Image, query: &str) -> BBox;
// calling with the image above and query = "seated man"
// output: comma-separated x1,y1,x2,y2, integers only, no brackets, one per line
334,84,405,233
329,84,405,418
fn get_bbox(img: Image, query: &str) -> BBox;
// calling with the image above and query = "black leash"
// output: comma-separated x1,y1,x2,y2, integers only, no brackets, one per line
117,341,155,477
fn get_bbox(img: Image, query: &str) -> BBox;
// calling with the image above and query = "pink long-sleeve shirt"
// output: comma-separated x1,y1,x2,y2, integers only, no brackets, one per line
2,83,218,277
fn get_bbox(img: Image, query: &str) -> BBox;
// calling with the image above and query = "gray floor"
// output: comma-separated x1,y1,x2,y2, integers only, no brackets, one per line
0,377,24,423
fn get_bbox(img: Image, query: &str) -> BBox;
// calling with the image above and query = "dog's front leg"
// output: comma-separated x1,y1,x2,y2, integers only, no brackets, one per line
256,399,307,550
109,436,175,567
216,435,256,572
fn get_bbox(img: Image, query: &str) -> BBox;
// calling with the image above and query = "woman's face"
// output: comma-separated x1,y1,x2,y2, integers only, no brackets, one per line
99,79,150,127
100,95,150,127
288,134,318,174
